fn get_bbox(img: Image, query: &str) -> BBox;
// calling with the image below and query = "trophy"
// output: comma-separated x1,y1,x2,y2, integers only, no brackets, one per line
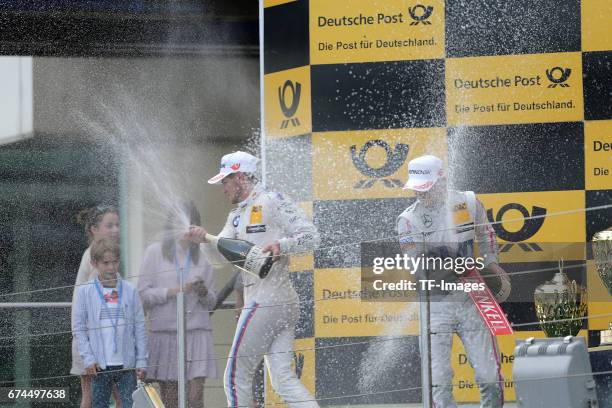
534,259,588,337
592,227,612,345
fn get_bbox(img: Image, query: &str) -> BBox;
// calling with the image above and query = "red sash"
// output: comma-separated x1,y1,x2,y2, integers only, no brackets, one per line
460,269,513,335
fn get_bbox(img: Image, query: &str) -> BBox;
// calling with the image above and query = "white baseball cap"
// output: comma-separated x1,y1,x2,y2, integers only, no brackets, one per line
403,155,444,191
207,151,259,184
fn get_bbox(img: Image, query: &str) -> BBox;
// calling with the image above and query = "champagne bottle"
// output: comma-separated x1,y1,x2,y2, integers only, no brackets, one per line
205,234,273,279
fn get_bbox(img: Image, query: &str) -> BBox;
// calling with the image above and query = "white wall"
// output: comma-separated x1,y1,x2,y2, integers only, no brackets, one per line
0,56,33,145
33,56,259,142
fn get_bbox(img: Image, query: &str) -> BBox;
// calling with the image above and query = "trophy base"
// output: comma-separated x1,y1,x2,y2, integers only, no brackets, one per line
600,329,612,346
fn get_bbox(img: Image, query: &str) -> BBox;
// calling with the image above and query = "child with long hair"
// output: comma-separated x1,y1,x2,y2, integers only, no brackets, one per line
138,200,217,408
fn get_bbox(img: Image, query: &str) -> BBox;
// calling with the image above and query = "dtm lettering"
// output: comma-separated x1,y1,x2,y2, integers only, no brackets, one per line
317,13,405,27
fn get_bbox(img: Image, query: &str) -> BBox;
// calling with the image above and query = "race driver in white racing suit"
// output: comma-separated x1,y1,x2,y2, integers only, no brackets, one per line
397,155,511,408
190,151,320,408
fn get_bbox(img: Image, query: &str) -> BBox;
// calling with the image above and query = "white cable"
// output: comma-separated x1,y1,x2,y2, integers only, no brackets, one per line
2,202,610,300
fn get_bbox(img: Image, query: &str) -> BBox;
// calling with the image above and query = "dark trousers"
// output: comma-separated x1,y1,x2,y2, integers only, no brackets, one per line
92,365,137,408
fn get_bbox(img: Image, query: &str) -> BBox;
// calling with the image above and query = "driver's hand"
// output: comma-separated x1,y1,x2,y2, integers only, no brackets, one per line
188,226,208,243
262,241,281,262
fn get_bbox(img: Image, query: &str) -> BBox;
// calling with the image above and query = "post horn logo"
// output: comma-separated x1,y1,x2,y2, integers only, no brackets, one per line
408,5,433,25
293,351,305,379
350,140,409,189
486,203,547,252
278,80,301,129
546,67,571,88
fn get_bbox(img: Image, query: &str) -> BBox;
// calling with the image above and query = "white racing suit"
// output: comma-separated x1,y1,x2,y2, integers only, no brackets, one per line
397,190,504,408
205,183,320,408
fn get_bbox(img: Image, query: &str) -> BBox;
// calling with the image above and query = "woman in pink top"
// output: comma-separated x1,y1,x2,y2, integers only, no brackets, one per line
138,201,217,408
71,205,122,408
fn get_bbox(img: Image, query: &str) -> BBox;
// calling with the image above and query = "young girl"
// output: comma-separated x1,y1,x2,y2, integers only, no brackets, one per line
138,201,217,408
72,206,121,408
73,237,148,408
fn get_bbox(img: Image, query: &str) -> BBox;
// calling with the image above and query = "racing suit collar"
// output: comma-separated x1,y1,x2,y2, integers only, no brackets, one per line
237,182,263,209
416,189,448,211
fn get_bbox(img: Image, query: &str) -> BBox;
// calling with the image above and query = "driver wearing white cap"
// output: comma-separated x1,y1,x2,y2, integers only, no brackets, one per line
191,151,320,408
397,155,510,408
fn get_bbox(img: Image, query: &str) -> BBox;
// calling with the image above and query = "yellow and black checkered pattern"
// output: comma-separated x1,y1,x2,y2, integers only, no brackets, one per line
262,0,612,404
